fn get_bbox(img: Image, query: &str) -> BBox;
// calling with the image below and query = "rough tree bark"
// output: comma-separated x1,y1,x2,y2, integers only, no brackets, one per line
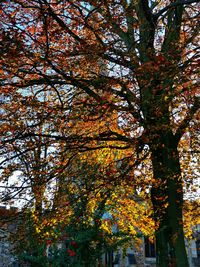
150,132,188,266
141,84,189,265
137,1,193,265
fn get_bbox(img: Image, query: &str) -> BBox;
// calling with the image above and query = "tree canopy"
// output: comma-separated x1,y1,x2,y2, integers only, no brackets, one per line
0,1,200,266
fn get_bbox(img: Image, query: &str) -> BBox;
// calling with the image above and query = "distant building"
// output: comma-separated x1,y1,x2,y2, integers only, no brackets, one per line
0,206,199,267
0,206,19,267
102,233,200,267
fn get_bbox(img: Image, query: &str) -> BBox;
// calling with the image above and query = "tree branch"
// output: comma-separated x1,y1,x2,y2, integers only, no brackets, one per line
44,1,86,45
154,0,200,19
175,96,200,141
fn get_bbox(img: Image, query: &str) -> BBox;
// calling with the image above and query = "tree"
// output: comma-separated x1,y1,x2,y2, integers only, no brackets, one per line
14,148,153,267
0,1,200,266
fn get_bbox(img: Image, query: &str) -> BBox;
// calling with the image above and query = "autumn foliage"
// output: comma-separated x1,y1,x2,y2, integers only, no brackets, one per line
0,1,200,266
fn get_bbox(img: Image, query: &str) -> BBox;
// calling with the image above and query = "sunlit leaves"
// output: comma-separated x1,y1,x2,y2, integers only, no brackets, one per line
1,1,200,265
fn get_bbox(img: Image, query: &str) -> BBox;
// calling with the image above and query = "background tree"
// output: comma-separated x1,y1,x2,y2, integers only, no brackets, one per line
0,1,200,266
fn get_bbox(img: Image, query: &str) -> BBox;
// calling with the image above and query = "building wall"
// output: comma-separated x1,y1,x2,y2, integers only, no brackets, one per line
108,236,199,267
0,229,18,267
0,207,20,267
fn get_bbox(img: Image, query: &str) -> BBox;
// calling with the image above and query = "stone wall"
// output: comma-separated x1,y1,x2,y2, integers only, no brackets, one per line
0,206,20,267
0,229,19,267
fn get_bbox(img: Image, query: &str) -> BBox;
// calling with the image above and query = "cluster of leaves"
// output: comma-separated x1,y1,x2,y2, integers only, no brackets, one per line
15,149,153,266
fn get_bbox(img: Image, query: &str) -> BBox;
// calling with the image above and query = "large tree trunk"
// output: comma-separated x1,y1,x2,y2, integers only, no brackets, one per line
150,131,189,267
